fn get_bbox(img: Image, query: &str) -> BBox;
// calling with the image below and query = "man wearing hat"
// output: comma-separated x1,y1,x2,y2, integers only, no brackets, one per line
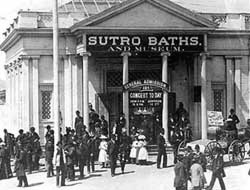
174,154,187,190
29,127,41,171
74,110,83,132
156,128,167,169
54,141,66,187
207,147,226,190
107,134,118,177
15,142,28,187
86,132,97,175
0,142,8,179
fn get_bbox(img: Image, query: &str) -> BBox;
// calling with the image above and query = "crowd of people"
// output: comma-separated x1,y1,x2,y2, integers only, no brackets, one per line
174,145,226,190
1,103,243,190
0,127,42,187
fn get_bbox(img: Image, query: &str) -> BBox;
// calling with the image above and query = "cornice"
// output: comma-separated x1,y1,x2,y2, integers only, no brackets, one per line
0,28,72,52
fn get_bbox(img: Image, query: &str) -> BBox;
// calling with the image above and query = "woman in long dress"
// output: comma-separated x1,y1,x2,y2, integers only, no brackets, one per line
129,136,139,164
98,135,108,168
137,135,148,165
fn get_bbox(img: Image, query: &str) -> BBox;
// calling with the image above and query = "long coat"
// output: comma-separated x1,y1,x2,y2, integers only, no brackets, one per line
174,161,187,187
15,149,26,177
211,153,225,176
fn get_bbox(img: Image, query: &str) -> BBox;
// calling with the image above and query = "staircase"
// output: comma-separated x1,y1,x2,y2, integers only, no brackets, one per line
147,144,173,156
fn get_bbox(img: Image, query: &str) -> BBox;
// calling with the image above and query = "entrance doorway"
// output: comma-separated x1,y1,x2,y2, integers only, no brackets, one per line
130,107,162,144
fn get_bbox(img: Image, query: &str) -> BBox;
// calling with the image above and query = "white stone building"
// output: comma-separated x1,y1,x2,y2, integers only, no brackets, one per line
1,0,250,144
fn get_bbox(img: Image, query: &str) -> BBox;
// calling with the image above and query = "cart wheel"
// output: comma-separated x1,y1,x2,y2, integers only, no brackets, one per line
177,140,186,155
228,140,245,162
204,141,221,164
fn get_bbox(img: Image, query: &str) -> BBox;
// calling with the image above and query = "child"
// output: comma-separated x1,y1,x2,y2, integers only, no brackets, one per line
129,136,139,164
98,135,108,168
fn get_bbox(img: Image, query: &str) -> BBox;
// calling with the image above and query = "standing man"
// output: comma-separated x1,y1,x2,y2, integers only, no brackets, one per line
107,134,118,177
54,141,66,187
207,147,226,190
174,155,188,190
3,129,13,177
227,108,240,138
29,127,41,171
87,133,96,175
45,130,55,177
156,128,167,169
74,110,83,135
15,142,29,187
100,115,109,136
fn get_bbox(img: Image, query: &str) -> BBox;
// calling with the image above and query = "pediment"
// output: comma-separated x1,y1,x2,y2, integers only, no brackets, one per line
72,0,217,31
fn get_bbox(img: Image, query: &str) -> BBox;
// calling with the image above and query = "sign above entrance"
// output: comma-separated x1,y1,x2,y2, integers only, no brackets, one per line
123,79,169,92
86,35,204,53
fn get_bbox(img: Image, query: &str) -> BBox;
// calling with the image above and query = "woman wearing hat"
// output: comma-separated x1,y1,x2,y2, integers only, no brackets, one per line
130,135,140,164
98,135,108,168
137,134,148,165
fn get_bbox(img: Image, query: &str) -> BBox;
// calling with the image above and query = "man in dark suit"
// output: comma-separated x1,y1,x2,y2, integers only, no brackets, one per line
157,128,167,168
207,147,226,190
74,110,83,135
108,135,118,177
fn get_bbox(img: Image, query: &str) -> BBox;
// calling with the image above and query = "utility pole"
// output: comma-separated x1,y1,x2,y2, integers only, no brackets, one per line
53,0,60,145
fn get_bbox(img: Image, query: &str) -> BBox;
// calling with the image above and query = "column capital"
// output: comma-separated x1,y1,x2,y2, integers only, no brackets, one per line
225,55,242,60
121,51,131,57
19,55,40,61
199,52,209,57
160,52,171,57
79,52,91,57
29,55,40,60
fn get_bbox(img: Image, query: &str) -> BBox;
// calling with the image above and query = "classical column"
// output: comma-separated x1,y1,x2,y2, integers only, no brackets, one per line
64,55,73,128
226,57,235,113
14,63,18,129
6,67,11,129
19,62,24,129
21,57,31,130
201,53,208,140
10,67,14,130
121,52,131,134
161,52,170,141
17,63,21,129
81,52,91,130
32,56,40,132
235,57,242,121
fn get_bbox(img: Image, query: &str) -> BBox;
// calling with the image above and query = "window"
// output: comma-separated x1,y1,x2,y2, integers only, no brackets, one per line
40,85,53,121
213,89,223,111
0,90,6,105
41,91,52,119
212,83,226,116
106,70,161,87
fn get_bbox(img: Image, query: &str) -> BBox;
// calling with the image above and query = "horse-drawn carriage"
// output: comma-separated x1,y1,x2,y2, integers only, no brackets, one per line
177,119,250,164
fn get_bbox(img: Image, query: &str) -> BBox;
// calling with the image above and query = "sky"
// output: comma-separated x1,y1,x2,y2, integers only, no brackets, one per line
0,0,250,83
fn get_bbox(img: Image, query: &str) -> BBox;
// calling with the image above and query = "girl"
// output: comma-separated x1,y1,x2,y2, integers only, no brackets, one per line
98,135,108,168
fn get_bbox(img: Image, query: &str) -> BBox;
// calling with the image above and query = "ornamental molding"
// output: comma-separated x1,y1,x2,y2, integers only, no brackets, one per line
211,15,227,25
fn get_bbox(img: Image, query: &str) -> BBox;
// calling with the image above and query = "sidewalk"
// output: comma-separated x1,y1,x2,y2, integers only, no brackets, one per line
1,154,250,190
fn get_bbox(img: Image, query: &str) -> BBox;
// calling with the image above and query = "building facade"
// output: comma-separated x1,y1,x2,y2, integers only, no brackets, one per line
1,0,250,144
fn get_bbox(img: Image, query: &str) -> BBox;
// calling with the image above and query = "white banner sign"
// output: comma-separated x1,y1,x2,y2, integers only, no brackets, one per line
207,111,224,126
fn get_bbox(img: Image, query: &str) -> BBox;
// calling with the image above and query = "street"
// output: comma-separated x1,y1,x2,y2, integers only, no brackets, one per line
1,154,250,190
